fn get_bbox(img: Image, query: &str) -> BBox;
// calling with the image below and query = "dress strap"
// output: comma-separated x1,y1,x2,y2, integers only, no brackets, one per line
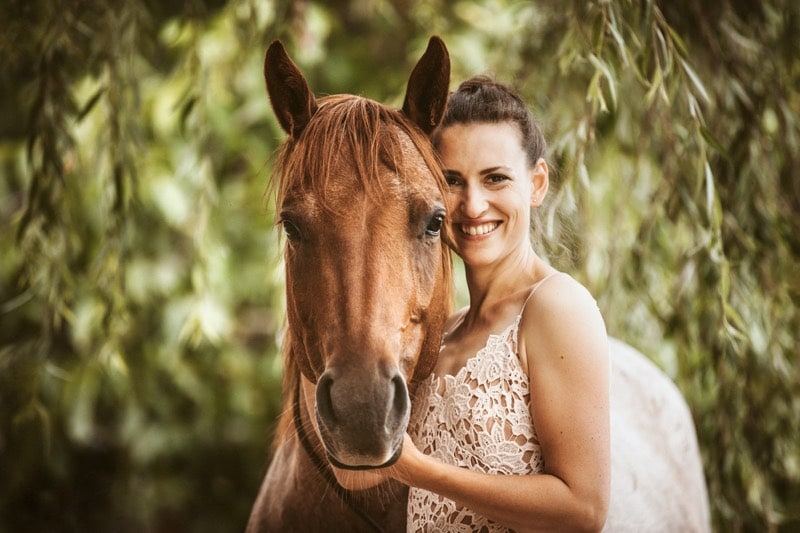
512,272,565,372
521,271,563,310
442,306,469,339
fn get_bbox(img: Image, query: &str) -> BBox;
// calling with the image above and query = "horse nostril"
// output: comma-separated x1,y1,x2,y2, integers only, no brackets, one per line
386,373,409,433
316,372,336,425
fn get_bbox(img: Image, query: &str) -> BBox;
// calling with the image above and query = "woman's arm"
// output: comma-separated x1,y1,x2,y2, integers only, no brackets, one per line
389,276,610,533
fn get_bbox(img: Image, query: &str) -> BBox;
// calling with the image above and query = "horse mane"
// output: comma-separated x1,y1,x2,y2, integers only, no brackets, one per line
269,94,453,443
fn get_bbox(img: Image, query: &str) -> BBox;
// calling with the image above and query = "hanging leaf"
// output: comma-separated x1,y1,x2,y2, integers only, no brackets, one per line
680,57,711,103
588,52,618,110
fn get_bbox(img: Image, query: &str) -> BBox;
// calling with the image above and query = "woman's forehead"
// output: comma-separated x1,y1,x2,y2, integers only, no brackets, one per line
436,122,527,169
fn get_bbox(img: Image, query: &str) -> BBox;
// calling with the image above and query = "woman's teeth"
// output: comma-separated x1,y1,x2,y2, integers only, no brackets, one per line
461,222,498,236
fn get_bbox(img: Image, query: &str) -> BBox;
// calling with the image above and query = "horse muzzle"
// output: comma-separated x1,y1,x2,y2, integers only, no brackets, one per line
314,363,410,470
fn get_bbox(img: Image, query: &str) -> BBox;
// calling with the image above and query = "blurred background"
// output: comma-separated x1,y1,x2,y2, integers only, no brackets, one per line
1,0,798,531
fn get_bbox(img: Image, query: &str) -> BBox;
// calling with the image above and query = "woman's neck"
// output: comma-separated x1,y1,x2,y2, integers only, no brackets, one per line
463,247,542,320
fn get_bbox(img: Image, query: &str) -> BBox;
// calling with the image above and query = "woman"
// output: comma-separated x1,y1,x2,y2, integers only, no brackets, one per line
387,76,611,532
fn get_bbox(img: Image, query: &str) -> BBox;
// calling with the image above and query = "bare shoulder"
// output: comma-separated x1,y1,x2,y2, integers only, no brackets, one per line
519,273,608,372
521,273,602,327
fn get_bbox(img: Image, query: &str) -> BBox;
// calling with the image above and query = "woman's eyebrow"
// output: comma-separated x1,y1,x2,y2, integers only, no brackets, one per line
479,166,514,176
444,166,515,177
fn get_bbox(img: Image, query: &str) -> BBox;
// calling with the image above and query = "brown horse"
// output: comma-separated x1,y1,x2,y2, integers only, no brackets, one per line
246,37,452,532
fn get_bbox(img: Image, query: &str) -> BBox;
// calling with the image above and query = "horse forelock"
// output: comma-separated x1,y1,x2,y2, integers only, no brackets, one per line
271,94,446,213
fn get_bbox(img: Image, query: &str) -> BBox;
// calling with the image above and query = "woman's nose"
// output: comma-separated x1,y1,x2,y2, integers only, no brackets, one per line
459,185,488,218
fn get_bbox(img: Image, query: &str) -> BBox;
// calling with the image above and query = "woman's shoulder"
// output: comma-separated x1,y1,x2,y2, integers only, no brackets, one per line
523,271,598,316
518,272,608,369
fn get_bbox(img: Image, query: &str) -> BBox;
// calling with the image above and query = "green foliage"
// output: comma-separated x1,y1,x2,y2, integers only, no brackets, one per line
1,0,798,531
1,0,286,530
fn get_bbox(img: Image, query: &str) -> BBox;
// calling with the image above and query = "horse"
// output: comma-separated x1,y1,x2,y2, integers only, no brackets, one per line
246,37,453,532
247,37,711,532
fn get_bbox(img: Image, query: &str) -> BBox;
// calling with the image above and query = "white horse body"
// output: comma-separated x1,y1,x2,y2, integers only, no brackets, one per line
605,338,710,532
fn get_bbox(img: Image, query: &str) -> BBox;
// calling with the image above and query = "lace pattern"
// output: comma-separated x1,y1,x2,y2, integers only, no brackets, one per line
407,315,543,532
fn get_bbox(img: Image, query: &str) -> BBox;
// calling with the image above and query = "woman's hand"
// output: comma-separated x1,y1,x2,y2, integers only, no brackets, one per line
378,433,423,487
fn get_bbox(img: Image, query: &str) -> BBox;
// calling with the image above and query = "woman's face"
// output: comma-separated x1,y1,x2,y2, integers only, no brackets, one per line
436,121,548,269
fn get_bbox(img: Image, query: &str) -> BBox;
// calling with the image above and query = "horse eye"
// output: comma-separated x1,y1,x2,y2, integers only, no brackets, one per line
425,213,444,237
281,219,302,241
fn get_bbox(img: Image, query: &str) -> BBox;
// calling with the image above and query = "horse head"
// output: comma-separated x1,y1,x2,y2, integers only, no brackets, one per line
264,37,451,475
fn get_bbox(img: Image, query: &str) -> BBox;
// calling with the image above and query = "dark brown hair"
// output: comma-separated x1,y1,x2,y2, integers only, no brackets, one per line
434,75,547,165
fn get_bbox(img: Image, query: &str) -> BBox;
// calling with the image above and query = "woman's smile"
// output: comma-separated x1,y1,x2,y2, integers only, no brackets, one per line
459,221,500,236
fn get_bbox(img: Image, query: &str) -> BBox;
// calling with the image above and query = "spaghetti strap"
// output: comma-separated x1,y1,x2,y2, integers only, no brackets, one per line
522,271,563,310
442,306,469,339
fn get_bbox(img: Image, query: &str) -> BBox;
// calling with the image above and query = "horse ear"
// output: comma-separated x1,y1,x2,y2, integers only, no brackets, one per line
402,36,450,135
264,40,318,138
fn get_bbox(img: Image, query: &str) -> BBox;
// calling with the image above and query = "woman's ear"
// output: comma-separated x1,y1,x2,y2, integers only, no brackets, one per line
530,158,549,207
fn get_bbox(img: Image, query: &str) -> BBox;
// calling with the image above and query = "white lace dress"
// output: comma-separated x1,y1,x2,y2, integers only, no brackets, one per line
407,313,543,532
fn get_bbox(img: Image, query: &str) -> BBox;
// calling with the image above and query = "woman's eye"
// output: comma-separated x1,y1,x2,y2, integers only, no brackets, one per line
487,173,509,184
425,213,444,237
444,173,461,187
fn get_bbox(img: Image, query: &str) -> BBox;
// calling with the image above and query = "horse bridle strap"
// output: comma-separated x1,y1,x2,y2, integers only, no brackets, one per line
292,382,386,533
